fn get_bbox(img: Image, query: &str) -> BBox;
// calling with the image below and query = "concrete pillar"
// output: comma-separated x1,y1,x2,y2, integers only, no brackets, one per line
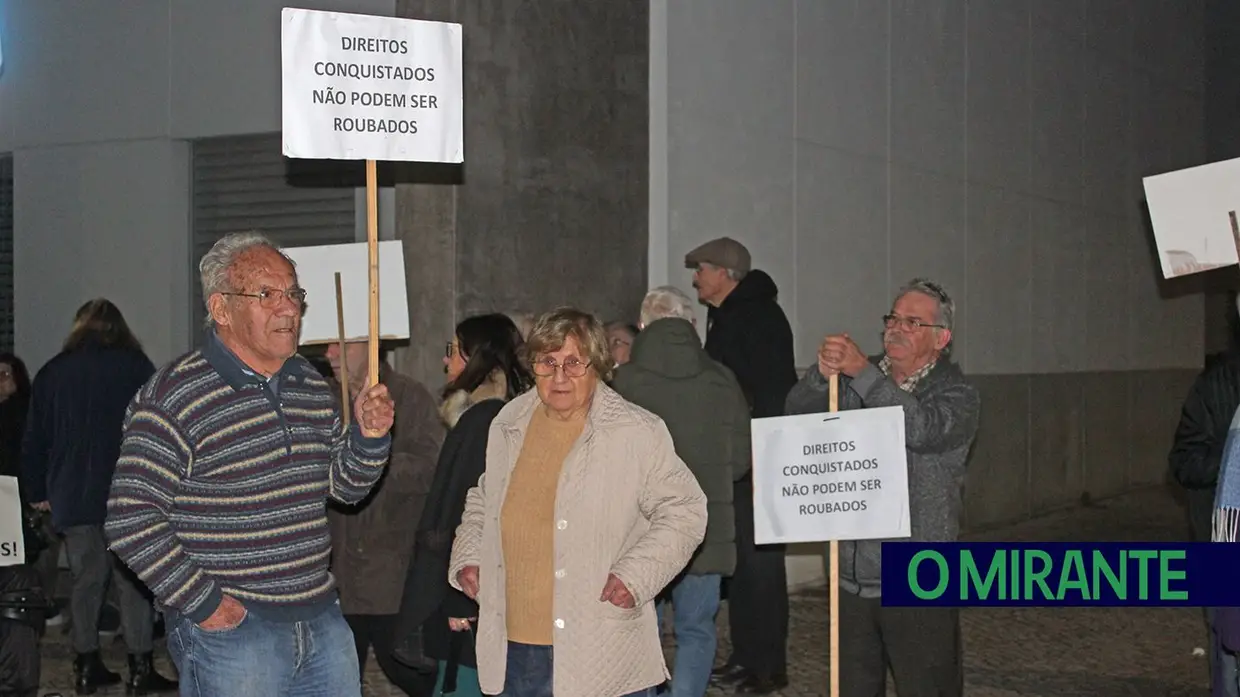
1203,0,1240,360
392,0,649,388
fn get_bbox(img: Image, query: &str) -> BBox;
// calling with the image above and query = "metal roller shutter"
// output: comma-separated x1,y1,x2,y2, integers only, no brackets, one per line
190,133,357,336
0,156,13,353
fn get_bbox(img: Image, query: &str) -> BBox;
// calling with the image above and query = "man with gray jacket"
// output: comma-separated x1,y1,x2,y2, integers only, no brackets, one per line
612,286,752,697
785,278,980,697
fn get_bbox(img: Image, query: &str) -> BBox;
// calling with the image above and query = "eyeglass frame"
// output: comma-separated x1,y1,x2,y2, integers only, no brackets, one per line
221,287,307,308
531,357,592,378
882,314,946,331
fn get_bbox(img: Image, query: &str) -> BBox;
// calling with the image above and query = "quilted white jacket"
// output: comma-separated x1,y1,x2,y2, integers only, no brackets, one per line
448,383,708,697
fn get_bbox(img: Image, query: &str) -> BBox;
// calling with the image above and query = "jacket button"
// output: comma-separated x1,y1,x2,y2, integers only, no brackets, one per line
554,618,565,629
555,569,565,579
556,520,568,530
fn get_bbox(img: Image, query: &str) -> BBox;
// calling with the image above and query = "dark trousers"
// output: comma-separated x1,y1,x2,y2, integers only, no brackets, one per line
838,589,962,697
62,525,153,655
726,477,788,677
345,612,433,696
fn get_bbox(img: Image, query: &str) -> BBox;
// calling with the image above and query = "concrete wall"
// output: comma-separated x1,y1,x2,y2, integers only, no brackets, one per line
1202,0,1240,355
1,0,393,369
649,0,1208,587
391,0,649,389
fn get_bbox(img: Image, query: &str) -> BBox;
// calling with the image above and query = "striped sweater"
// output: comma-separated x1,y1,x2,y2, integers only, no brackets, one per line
104,334,391,624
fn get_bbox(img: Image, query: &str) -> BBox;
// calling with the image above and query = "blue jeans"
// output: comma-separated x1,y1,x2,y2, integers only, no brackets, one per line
657,573,721,697
498,642,658,697
166,603,360,697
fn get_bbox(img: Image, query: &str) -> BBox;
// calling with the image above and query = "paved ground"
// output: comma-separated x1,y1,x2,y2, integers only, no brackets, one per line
30,486,1210,696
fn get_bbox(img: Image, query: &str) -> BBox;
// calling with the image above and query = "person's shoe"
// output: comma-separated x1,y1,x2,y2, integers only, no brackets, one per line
73,651,122,695
734,672,789,695
127,652,178,695
710,662,749,685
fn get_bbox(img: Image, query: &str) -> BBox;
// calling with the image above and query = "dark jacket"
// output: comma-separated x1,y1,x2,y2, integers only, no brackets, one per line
704,269,797,421
396,374,511,673
0,395,28,483
786,357,980,598
1168,352,1240,541
611,317,750,576
21,344,154,531
328,362,444,616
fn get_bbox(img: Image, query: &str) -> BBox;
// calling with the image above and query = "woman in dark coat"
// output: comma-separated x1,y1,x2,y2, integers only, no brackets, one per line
20,299,176,694
396,314,532,697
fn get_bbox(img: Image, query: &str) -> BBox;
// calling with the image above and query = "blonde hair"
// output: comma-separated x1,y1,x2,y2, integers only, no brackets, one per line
524,307,613,382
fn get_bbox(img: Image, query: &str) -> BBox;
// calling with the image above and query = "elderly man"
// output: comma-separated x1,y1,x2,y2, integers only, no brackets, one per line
685,237,796,694
612,286,751,697
325,340,444,695
104,232,396,697
786,278,980,697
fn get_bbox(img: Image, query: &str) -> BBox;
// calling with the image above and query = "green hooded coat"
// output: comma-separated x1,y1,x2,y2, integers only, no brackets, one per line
611,317,751,576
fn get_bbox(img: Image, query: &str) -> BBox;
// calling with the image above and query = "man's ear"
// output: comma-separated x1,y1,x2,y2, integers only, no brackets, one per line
208,294,231,328
934,328,952,352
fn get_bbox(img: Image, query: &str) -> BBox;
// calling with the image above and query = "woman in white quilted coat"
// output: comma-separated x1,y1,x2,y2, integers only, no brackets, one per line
448,308,708,697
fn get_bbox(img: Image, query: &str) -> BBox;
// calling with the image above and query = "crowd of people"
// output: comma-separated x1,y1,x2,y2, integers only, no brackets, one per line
6,230,982,697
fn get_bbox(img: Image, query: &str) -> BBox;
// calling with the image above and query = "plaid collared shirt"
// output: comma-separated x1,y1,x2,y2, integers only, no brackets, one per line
877,355,936,393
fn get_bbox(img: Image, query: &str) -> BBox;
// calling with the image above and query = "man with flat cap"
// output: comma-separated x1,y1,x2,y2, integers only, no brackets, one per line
685,236,797,694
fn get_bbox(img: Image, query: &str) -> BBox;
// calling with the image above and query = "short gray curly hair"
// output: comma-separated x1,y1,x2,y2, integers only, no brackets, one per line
640,286,695,327
897,277,955,353
198,231,292,325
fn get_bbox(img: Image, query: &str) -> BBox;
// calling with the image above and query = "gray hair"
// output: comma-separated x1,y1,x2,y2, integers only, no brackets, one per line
198,231,290,325
725,268,747,282
897,277,955,352
640,286,696,327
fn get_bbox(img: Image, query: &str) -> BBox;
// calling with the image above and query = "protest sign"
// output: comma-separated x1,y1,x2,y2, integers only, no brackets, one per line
752,406,911,545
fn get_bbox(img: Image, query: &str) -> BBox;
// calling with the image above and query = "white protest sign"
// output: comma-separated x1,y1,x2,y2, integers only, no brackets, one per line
285,240,410,345
0,476,24,566
281,8,464,163
752,407,910,545
1143,156,1240,279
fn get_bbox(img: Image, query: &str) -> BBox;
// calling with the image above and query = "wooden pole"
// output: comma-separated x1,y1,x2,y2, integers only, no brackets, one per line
1229,211,1240,264
334,272,351,426
366,159,380,387
829,373,840,697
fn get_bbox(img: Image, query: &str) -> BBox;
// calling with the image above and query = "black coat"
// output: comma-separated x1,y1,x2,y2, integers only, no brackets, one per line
704,269,798,421
0,396,27,483
20,345,154,531
396,396,504,673
1168,351,1240,541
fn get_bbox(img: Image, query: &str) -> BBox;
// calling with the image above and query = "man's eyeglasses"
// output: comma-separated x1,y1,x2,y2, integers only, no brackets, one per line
532,357,590,378
883,314,945,331
222,288,307,309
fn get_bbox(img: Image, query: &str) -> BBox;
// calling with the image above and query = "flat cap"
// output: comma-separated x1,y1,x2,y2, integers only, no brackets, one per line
684,237,751,273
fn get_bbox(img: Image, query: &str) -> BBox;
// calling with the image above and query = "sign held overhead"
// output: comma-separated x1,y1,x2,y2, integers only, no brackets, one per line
281,8,464,163
285,240,410,346
1144,156,1240,279
752,407,911,545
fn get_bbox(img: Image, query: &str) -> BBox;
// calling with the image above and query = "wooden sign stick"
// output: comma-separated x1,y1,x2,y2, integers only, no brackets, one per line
334,272,351,425
1229,211,1240,271
829,373,840,697
366,159,380,387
